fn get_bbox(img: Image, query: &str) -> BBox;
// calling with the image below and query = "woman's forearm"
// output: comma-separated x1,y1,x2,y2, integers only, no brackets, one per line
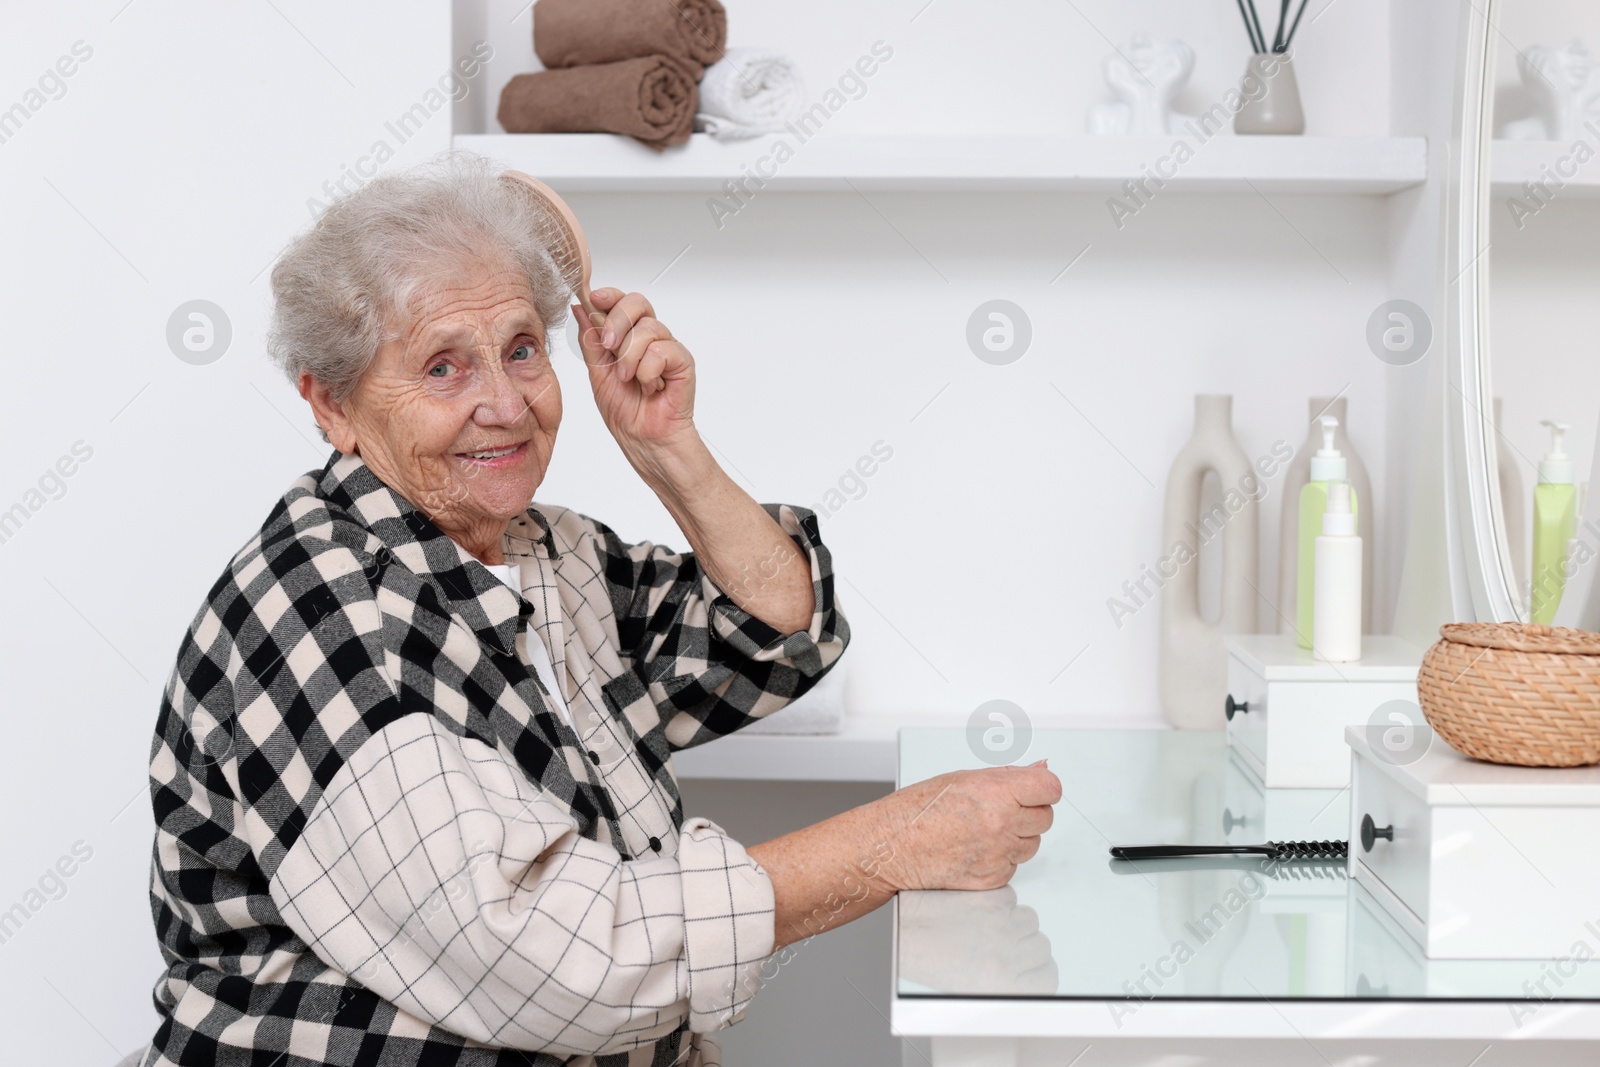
628,432,815,633
746,801,902,951
747,764,1062,952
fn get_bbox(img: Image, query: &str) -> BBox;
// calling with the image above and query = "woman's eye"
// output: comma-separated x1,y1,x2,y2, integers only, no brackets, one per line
428,362,454,377
511,343,538,362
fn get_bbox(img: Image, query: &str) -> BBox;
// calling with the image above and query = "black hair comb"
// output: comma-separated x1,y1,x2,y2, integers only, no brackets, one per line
1109,840,1346,862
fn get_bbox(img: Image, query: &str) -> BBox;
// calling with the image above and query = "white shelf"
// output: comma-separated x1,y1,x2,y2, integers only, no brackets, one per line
673,715,903,782
1492,139,1600,197
671,714,1162,782
456,133,1428,194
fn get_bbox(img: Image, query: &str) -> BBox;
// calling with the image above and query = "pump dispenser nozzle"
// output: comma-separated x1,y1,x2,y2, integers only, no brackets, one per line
1540,419,1574,485
1322,480,1356,535
1310,415,1347,482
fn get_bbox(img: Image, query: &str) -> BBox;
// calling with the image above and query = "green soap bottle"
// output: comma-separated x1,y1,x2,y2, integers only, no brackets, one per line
1298,415,1358,649
1531,419,1577,624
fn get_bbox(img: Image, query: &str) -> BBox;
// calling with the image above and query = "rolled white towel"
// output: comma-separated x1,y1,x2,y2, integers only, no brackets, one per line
694,47,808,139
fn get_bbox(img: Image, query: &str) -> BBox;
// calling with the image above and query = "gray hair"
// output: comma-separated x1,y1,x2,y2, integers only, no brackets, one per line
267,150,570,412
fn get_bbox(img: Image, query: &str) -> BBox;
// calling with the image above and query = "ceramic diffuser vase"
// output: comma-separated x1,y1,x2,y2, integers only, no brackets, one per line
1159,395,1260,729
1276,397,1374,634
1234,53,1305,135
1230,1,1312,134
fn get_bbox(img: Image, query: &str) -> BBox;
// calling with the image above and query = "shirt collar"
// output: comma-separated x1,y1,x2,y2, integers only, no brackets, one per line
315,450,558,657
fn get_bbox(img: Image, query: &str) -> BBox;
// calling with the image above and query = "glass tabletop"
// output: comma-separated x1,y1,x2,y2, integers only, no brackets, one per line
896,728,1600,1005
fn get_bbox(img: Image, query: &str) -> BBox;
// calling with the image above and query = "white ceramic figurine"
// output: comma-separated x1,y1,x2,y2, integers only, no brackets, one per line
1497,39,1600,141
1087,34,1196,136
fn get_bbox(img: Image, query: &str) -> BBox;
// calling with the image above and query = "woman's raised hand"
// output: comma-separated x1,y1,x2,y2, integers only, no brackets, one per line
871,762,1061,892
572,288,697,457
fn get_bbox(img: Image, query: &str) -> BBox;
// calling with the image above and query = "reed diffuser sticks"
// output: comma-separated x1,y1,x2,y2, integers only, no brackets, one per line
1236,0,1309,54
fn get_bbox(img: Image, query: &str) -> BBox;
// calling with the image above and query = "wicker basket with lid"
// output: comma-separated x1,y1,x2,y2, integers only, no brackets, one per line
1417,622,1600,766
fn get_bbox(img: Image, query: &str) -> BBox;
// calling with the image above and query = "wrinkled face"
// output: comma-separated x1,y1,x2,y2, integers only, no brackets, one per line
340,258,562,535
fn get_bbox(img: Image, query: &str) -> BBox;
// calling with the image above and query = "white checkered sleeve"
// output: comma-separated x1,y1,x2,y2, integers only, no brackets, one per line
268,713,775,1058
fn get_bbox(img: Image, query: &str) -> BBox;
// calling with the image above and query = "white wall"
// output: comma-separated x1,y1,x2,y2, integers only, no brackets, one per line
1,2,455,1061
0,2,1407,1064
542,187,1393,719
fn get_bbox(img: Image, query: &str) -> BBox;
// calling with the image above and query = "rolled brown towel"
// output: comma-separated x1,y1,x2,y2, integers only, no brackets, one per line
497,55,698,150
533,0,726,76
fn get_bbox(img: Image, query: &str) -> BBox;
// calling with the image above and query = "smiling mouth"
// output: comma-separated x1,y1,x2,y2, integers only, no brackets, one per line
457,442,528,462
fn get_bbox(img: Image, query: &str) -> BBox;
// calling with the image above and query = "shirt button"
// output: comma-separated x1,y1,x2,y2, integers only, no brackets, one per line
588,750,601,765
649,837,662,853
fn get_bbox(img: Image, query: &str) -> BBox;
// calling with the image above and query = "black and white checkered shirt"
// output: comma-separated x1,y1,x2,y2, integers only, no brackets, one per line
142,450,848,1066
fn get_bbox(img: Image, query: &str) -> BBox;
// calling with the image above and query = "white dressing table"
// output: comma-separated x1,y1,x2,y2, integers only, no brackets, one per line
892,729,1600,1065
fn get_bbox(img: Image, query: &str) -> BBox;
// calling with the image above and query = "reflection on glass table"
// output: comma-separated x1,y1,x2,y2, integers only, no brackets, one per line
896,729,1600,1004
899,885,1058,995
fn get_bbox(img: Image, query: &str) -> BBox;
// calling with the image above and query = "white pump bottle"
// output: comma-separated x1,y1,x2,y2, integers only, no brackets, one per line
1313,479,1362,663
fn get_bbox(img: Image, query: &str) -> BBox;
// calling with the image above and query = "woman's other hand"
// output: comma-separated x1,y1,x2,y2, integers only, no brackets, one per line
573,288,696,458
749,761,1060,951
873,762,1061,892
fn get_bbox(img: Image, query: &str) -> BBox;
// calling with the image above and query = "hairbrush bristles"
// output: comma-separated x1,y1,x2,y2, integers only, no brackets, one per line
1267,840,1347,861
499,170,596,319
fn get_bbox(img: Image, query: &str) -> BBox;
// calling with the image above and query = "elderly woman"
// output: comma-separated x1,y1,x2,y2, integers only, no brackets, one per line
143,152,1059,1067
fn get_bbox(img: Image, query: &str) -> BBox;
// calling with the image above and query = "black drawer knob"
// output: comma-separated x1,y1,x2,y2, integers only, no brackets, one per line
1225,695,1250,721
1360,813,1394,852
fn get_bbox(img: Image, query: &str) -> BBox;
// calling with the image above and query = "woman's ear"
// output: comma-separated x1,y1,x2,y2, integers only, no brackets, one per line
298,373,359,454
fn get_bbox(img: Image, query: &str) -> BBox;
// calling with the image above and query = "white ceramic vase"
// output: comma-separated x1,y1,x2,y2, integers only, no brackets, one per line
1159,395,1260,729
1276,397,1375,635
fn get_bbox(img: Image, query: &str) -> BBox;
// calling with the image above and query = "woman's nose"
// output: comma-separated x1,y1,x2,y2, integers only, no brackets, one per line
472,358,530,425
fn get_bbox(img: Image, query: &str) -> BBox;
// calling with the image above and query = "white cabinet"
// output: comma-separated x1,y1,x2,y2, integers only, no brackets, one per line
1225,635,1422,788
1348,725,1600,959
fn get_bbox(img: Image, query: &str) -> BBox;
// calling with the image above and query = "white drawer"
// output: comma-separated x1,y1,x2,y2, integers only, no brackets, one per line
1266,680,1420,787
1224,653,1269,776
1224,635,1422,789
1349,751,1432,924
1348,726,1600,959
